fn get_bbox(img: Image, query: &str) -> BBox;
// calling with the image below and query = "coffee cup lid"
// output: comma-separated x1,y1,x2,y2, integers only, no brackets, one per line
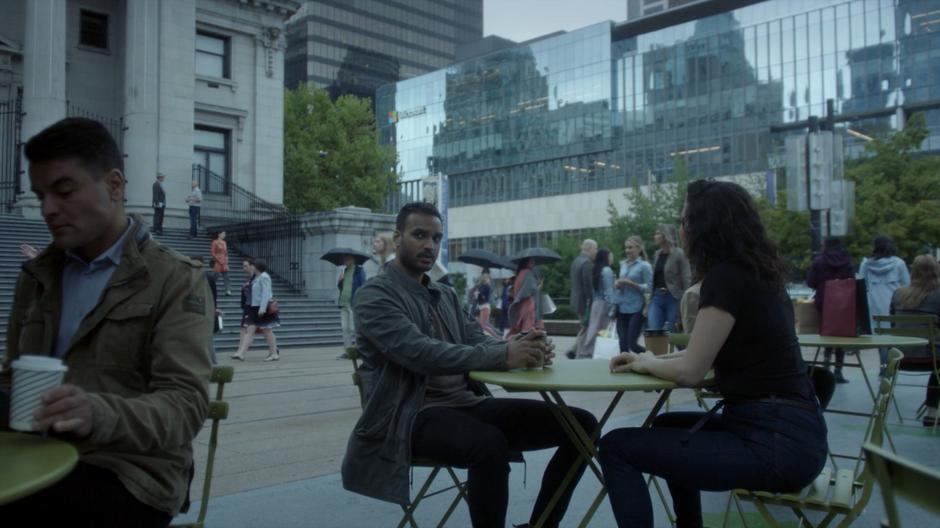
12,354,68,372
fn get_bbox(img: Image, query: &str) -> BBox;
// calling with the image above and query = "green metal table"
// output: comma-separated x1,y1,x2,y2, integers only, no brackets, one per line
470,360,680,528
799,333,927,401
0,432,78,505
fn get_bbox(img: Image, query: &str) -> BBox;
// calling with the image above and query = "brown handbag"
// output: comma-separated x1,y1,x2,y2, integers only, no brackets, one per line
266,299,280,316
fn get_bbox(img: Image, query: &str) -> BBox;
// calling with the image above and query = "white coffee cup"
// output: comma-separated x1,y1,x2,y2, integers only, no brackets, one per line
10,355,68,432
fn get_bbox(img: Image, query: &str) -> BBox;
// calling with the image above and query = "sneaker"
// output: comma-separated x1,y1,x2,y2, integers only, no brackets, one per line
834,371,849,384
565,350,576,360
878,365,887,378
336,352,350,360
923,415,938,427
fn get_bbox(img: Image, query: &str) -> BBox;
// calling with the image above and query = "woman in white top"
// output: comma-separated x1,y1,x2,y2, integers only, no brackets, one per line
231,258,280,362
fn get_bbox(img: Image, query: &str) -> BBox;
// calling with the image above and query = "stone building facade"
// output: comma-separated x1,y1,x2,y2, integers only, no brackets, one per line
0,0,299,223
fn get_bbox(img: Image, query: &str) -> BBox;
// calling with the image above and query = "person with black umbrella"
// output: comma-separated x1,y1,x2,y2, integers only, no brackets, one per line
337,255,366,359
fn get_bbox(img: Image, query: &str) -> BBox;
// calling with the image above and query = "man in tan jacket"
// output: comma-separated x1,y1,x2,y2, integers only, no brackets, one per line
0,118,213,527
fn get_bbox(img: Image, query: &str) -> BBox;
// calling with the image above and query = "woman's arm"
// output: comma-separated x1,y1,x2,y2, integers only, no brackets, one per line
610,307,734,386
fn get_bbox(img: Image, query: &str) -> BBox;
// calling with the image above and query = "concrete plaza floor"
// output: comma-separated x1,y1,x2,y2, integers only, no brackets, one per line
173,337,940,527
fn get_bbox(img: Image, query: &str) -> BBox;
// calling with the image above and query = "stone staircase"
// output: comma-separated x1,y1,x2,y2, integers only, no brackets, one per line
0,215,341,358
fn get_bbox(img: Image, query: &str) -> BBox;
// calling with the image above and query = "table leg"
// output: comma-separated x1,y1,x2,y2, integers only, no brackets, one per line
530,390,623,528
531,389,673,528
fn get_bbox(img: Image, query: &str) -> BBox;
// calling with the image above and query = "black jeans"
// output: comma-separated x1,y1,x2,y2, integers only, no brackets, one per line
598,401,828,528
152,207,164,232
617,310,645,353
188,206,200,236
0,462,172,527
412,398,598,528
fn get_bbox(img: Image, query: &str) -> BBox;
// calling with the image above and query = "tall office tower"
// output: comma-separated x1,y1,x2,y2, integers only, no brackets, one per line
285,0,483,100
627,0,702,19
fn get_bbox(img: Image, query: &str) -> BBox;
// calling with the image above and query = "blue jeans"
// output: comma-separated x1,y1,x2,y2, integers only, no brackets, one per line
617,310,645,353
598,401,828,528
647,290,679,332
188,206,200,236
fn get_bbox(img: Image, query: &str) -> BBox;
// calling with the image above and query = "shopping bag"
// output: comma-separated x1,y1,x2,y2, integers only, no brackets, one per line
540,293,557,315
594,324,621,360
821,278,857,337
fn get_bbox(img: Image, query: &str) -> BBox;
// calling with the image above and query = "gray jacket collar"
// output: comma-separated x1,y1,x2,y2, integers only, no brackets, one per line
385,261,442,304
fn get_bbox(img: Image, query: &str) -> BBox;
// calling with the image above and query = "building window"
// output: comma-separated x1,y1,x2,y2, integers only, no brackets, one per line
193,127,229,194
79,10,109,50
195,31,229,78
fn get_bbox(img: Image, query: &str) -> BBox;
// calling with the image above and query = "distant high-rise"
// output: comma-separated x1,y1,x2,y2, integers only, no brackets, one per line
627,0,701,19
285,0,483,100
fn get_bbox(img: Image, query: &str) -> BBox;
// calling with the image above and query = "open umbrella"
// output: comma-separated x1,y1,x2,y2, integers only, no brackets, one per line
457,249,515,270
510,247,562,265
321,247,371,266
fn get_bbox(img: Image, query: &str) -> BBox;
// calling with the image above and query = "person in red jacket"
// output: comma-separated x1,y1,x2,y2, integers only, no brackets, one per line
806,237,855,383
211,231,231,296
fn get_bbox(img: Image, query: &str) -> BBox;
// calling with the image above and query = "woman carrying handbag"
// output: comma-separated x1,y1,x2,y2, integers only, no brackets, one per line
231,258,281,361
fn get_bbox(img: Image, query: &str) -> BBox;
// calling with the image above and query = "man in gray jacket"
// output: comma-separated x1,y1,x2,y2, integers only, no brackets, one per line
565,239,596,358
342,202,596,528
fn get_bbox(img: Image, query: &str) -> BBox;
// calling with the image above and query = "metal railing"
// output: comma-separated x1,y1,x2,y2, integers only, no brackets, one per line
0,88,23,213
66,101,125,151
385,179,424,213
193,164,305,292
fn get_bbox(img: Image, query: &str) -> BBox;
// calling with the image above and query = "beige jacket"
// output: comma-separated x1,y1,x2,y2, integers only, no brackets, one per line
1,215,213,515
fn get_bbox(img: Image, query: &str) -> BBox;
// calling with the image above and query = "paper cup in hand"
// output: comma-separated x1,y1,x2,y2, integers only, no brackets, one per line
10,355,68,431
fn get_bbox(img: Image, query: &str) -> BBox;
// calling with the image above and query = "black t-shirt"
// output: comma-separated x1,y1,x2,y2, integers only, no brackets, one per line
699,260,814,402
653,253,667,289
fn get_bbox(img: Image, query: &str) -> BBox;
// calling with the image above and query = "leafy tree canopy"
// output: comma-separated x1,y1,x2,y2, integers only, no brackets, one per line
283,84,398,213
843,113,940,264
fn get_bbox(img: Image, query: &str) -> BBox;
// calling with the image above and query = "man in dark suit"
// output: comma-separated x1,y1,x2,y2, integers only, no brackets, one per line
152,173,166,234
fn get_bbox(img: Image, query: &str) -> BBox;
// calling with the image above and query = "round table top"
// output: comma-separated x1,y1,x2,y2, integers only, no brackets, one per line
0,432,79,506
470,359,679,392
797,334,928,349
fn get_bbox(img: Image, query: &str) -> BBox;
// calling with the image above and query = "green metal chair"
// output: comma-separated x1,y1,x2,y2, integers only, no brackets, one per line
346,347,468,528
863,442,940,527
723,348,904,528
873,313,940,430
172,365,234,528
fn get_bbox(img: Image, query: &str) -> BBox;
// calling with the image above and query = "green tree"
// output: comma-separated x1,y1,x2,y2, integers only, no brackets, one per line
843,113,940,263
607,158,689,258
756,192,812,278
283,84,398,213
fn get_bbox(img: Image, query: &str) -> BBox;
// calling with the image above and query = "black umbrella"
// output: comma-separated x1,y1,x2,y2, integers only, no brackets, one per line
321,247,371,266
510,247,563,265
457,249,515,270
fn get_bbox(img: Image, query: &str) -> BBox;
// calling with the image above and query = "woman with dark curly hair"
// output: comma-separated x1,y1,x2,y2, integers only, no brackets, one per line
598,179,828,528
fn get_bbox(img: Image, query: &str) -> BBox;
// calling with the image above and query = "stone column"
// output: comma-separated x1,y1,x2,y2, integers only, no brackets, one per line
122,0,160,217
17,0,67,216
300,207,395,299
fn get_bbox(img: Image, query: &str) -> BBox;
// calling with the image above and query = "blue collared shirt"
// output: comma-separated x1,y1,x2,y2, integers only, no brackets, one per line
53,219,134,357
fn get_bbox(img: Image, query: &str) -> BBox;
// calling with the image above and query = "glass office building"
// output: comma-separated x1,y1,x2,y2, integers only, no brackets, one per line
285,0,482,100
378,0,940,257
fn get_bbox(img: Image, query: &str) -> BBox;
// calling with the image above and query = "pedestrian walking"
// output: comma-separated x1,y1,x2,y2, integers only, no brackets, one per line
336,255,366,359
859,234,910,376
565,239,597,359
475,271,498,336
211,231,232,295
231,258,280,361
371,231,395,276
507,258,544,337
614,236,652,354
648,224,691,332
576,249,615,358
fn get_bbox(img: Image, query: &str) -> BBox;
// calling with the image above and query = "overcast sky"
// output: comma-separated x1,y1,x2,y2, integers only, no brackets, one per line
483,0,627,42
